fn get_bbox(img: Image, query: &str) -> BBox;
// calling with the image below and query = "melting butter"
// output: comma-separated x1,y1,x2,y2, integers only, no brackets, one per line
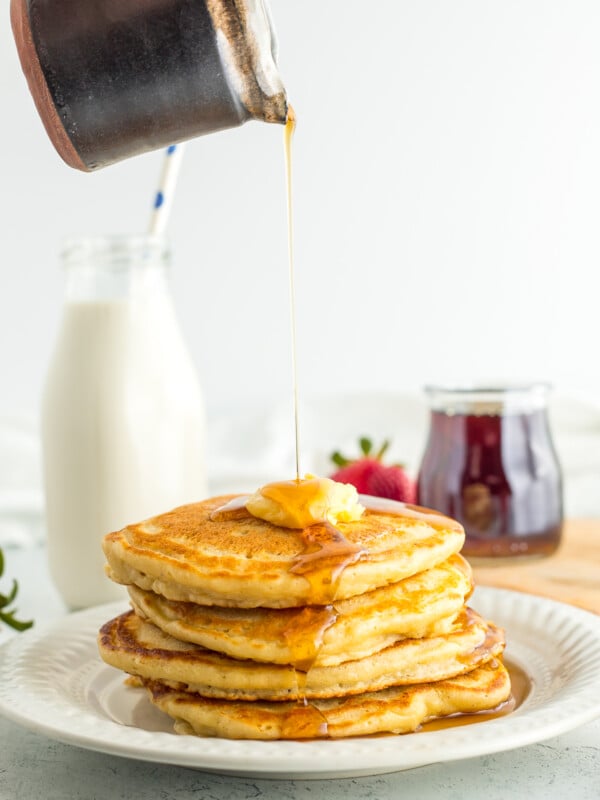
246,476,365,529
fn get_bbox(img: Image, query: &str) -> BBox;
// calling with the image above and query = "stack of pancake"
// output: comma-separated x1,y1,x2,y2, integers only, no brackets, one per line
98,490,511,739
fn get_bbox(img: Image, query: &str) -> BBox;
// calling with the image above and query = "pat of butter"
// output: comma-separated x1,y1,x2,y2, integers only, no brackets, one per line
246,476,365,529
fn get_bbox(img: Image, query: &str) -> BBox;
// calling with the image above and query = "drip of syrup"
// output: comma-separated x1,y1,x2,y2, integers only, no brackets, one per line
280,701,329,739
281,604,338,671
253,479,367,604
284,105,300,480
290,522,365,605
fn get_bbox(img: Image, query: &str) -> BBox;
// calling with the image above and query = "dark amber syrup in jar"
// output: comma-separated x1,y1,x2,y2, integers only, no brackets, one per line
417,409,563,559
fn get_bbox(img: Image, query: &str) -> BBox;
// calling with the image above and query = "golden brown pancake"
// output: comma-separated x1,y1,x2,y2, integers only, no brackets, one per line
142,659,511,739
98,488,510,741
103,495,465,608
127,554,473,667
97,607,504,701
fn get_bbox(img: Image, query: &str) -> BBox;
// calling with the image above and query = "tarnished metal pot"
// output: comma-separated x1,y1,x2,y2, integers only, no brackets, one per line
11,0,288,170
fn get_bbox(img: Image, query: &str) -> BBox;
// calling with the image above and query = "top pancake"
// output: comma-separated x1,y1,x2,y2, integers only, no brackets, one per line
103,494,465,608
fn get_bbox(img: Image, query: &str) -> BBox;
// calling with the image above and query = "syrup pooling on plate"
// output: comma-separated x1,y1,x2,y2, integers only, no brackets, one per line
419,660,529,733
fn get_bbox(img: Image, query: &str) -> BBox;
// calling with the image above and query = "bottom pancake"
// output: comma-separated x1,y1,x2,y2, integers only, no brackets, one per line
143,659,511,740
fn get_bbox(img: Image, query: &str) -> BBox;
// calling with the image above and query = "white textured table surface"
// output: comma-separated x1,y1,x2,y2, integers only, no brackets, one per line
1,546,599,800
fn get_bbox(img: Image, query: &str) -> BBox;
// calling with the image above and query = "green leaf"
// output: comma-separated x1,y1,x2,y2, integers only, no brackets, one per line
0,579,18,609
0,609,33,632
6,579,18,607
359,437,372,456
331,451,349,468
0,547,34,633
375,440,391,460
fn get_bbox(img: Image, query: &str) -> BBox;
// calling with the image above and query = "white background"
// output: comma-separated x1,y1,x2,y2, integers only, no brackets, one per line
2,1,600,495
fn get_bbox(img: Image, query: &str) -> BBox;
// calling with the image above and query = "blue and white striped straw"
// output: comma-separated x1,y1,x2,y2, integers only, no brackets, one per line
148,143,185,236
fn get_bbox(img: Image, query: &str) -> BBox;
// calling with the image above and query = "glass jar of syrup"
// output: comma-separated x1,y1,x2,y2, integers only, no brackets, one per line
417,385,563,561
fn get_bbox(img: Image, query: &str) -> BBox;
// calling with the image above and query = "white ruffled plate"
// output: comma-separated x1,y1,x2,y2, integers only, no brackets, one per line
0,587,599,779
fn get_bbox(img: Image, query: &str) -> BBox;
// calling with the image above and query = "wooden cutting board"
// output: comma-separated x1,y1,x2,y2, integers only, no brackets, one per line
473,519,600,614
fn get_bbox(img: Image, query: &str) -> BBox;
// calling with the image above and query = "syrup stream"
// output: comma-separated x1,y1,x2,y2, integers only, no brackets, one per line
284,105,300,480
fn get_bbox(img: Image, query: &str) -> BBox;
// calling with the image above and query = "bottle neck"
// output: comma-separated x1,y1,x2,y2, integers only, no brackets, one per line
60,235,170,302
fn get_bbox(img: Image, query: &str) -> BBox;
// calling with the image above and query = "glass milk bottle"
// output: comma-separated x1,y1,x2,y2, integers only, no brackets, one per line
42,235,207,608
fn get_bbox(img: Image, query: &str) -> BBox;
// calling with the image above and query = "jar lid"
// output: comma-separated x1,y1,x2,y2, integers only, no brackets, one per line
424,383,551,415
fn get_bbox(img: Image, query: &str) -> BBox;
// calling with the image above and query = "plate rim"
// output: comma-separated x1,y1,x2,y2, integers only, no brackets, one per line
1,586,600,779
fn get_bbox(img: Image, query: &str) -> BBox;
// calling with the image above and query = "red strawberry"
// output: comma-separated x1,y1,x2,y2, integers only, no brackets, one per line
365,463,416,504
328,458,380,494
331,438,416,503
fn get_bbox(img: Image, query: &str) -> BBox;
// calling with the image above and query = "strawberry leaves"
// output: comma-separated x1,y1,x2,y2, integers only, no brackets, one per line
331,451,349,468
359,437,373,457
332,438,391,466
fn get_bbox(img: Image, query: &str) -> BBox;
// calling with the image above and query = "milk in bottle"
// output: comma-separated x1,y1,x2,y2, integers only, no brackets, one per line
42,236,207,608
